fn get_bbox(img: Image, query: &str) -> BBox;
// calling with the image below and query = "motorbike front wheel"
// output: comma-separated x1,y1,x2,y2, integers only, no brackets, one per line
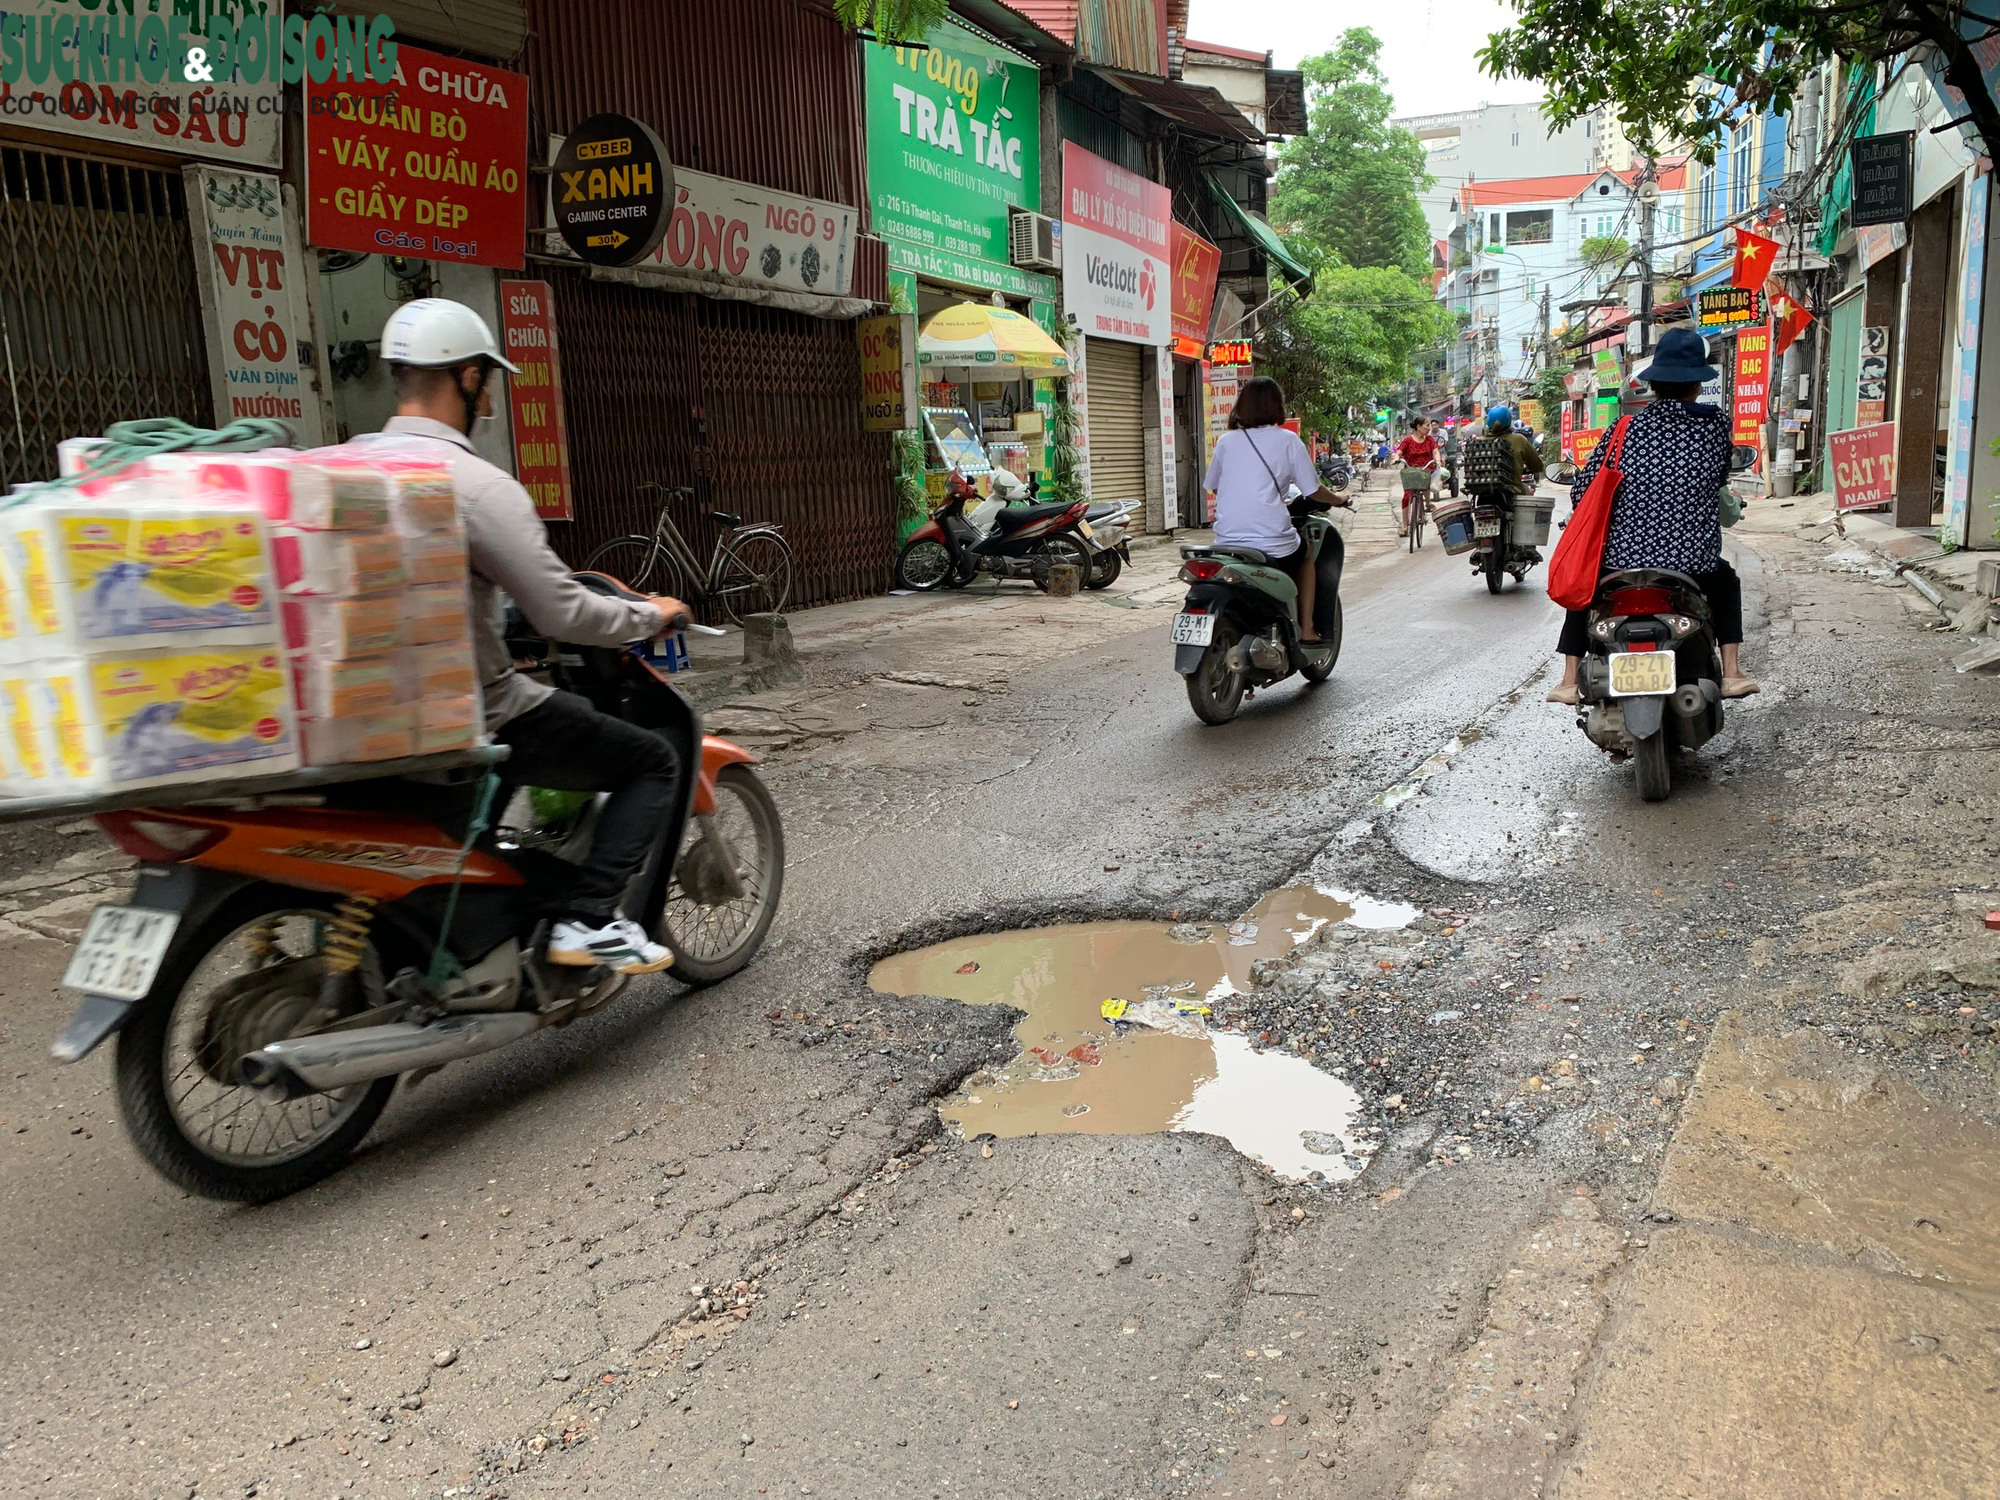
662,765,786,987
1186,620,1246,724
894,537,956,592
1633,731,1673,801
1085,547,1123,590
114,893,400,1203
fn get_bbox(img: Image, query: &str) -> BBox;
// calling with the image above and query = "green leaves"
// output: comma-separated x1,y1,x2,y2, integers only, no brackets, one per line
1255,265,1454,434
835,0,952,44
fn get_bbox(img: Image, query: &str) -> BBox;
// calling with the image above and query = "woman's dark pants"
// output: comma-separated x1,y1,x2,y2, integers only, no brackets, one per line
1557,560,1743,656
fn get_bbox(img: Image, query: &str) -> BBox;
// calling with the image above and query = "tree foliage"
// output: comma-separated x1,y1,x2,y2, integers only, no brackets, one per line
1480,0,2000,164
1255,263,1455,433
1271,30,1434,277
835,0,951,44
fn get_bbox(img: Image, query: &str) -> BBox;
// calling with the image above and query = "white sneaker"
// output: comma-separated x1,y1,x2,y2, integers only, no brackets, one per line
546,917,674,974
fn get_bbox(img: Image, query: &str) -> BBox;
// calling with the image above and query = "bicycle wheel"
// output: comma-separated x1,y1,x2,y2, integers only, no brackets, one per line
1412,495,1427,550
713,530,794,624
586,535,663,593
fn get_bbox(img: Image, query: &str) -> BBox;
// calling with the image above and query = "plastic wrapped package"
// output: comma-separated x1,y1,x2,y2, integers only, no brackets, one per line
368,460,459,533
283,594,403,657
302,704,415,766
403,583,468,645
272,528,407,597
246,455,391,531
401,527,467,587
298,653,401,718
395,643,478,702
414,695,480,755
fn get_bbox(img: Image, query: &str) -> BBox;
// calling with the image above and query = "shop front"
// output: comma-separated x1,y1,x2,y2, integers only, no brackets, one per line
1061,143,1174,529
1170,222,1223,528
863,19,1055,504
0,40,288,487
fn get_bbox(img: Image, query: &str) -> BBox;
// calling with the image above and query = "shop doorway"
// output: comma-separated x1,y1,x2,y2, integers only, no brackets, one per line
1173,358,1201,528
1084,335,1146,508
1895,186,1958,526
0,146,209,487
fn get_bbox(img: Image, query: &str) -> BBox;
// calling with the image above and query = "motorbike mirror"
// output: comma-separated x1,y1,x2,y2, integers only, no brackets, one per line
1729,445,1759,472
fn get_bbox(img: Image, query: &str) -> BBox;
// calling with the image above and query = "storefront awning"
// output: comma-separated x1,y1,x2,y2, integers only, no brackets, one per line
1205,175,1314,291
1085,65,1264,144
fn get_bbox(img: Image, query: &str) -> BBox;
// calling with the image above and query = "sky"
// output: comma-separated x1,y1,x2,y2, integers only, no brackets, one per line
1184,0,1545,119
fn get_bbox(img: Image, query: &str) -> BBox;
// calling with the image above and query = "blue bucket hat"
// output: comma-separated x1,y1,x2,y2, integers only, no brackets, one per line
1638,326,1719,384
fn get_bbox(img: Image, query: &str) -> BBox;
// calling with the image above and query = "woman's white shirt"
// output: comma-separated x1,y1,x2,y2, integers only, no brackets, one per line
1204,426,1317,557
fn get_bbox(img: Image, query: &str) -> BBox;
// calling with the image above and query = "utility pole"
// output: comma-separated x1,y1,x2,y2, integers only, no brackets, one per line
1539,285,1552,376
1636,154,1658,358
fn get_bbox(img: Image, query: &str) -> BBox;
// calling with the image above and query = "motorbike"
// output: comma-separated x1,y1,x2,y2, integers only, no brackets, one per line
893,468,1093,593
1171,495,1348,725
1002,470,1133,589
1465,488,1542,593
47,575,784,1202
1571,568,1724,802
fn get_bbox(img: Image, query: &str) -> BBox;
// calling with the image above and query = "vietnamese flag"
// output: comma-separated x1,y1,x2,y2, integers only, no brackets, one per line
1769,287,1815,355
1732,227,1780,290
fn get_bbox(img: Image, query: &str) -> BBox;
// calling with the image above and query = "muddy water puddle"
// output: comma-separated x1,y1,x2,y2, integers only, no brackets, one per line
868,887,1419,1181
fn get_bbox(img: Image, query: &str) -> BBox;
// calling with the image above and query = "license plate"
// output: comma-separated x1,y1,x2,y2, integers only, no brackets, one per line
62,905,180,1001
1078,519,1094,539
1473,518,1502,537
1171,612,1216,646
1607,651,1677,697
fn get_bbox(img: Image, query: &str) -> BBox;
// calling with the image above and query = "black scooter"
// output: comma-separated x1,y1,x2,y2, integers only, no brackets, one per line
1573,568,1724,801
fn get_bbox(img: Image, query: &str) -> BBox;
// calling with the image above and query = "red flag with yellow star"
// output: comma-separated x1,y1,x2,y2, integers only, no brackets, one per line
1769,286,1814,355
1732,227,1780,290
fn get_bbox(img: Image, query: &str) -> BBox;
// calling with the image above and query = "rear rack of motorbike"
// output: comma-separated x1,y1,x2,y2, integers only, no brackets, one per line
0,747,510,826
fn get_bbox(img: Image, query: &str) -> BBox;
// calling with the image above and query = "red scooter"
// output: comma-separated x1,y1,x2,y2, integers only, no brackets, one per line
893,468,1094,592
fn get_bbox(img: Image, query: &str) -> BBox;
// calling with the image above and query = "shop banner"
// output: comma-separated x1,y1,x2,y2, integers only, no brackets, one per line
1563,369,1593,398
1202,363,1245,520
0,0,280,167
1592,346,1622,390
1858,325,1890,425
1830,422,1897,512
1170,222,1222,347
858,313,916,432
864,21,1039,294
1732,325,1772,446
186,166,326,444
1061,143,1170,346
1158,349,1178,527
636,169,854,297
306,43,528,267
1518,398,1543,433
1570,424,1607,469
1559,402,1575,458
498,280,574,521
1696,285,1764,334
1945,178,1988,540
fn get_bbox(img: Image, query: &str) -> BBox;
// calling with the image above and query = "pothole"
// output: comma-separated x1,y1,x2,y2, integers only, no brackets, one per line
868,886,1420,1181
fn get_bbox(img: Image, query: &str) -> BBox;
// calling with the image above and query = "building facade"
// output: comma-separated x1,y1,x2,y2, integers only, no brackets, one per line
1394,102,1599,242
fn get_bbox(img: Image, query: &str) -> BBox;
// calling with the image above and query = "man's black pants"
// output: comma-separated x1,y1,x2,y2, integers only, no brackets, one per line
495,690,679,922
1556,561,1744,657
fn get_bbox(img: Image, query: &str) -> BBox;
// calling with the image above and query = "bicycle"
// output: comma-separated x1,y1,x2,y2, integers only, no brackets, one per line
1400,467,1434,552
586,484,794,626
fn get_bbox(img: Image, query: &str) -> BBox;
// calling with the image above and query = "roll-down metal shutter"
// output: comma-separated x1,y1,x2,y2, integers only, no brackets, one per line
1084,337,1146,506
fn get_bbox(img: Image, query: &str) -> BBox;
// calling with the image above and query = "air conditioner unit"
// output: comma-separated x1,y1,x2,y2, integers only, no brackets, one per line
1010,210,1062,272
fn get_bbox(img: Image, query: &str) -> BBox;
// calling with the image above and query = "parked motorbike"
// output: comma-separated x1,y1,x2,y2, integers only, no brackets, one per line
48,576,784,1202
1079,498,1136,589
1171,496,1348,725
1571,568,1724,802
893,468,1093,592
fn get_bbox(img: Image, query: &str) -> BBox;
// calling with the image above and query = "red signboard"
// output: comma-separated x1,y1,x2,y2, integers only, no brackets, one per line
1570,424,1607,469
1559,402,1576,459
1731,324,1772,446
1830,421,1897,512
306,45,529,268
498,280,575,521
1170,221,1222,347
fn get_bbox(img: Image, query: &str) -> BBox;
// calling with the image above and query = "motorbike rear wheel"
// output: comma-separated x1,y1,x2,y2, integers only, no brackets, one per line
1085,548,1123,589
1634,731,1673,801
1030,535,1092,593
1187,620,1246,725
114,893,400,1203
1483,533,1507,594
662,765,786,986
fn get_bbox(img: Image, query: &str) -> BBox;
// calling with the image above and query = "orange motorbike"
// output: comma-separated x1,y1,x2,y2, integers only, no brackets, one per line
49,575,783,1202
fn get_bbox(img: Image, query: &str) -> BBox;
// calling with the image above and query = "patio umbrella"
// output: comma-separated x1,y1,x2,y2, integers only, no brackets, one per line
917,303,1070,379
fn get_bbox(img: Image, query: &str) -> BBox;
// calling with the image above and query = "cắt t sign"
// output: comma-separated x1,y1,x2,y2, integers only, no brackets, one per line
1830,421,1896,512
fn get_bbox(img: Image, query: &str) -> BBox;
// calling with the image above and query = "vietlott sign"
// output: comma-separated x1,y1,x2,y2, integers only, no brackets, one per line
864,20,1044,296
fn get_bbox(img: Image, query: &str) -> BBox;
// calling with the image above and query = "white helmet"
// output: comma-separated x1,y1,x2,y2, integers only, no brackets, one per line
381,298,519,373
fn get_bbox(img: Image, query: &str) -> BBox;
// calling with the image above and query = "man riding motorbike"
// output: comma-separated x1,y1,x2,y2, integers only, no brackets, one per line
348,299,690,975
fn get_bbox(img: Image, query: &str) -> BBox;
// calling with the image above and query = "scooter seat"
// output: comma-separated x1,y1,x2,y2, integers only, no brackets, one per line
1084,502,1128,521
991,501,1076,534
1207,544,1272,565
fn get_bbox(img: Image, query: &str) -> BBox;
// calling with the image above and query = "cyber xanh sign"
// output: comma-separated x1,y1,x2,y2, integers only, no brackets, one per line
0,5,399,88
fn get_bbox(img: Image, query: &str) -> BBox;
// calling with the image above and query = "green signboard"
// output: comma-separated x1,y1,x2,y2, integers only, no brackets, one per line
865,22,1042,294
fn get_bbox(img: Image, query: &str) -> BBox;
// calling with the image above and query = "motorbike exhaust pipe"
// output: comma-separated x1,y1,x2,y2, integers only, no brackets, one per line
240,1011,544,1100
1671,684,1707,718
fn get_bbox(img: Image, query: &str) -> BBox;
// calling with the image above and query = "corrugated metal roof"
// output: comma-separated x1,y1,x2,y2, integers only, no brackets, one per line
1091,65,1262,144
330,0,528,62
1004,0,1078,43
1183,37,1266,62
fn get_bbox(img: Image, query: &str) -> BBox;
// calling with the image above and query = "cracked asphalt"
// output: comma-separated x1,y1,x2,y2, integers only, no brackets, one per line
2,492,1997,1500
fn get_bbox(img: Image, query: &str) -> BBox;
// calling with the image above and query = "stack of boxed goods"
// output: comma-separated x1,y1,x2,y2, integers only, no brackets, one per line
261,453,481,766
0,442,483,799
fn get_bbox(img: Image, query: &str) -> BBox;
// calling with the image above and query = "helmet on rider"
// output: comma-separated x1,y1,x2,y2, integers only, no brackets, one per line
1485,405,1514,432
381,298,519,435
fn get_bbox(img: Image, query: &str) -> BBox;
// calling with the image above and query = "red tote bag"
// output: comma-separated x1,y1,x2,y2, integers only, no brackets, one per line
1547,415,1633,611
